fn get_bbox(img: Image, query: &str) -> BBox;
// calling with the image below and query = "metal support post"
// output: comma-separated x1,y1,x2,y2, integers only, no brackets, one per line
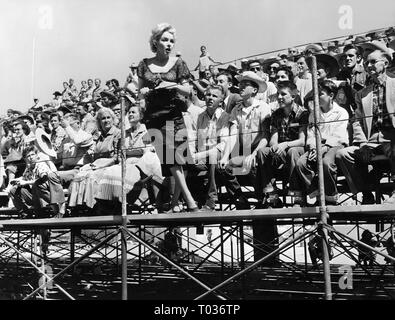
309,54,332,300
195,227,316,300
120,94,128,300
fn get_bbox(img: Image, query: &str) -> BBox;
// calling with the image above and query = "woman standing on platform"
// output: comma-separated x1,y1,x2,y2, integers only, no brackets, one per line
137,23,199,212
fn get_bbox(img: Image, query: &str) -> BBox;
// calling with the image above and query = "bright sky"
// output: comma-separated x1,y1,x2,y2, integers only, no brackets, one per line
1,0,395,112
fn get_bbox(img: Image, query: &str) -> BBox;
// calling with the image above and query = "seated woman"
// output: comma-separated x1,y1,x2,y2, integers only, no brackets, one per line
68,105,161,212
94,104,162,204
68,107,121,208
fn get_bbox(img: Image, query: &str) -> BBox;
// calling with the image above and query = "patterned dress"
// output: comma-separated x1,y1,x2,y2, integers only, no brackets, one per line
68,126,121,208
137,57,191,167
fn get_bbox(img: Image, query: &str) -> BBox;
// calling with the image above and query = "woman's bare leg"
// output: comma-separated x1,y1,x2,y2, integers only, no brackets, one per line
170,165,196,209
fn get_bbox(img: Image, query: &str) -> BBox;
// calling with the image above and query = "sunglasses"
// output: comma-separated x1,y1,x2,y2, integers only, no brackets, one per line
249,67,261,71
363,59,385,66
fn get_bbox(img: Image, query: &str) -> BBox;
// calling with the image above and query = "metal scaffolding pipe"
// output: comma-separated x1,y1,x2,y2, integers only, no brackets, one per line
309,54,332,300
327,225,395,264
120,94,128,300
195,227,316,300
122,227,228,300
0,233,74,300
23,229,119,300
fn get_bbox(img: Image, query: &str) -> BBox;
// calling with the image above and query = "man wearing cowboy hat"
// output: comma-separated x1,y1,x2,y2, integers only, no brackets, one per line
336,42,395,204
17,114,37,144
218,71,270,208
315,53,340,82
33,129,65,218
100,90,119,108
219,71,278,263
304,53,341,110
248,59,277,104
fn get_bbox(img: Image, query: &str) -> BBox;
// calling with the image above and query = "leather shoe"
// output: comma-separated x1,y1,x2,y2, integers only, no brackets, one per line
384,191,395,205
362,192,375,205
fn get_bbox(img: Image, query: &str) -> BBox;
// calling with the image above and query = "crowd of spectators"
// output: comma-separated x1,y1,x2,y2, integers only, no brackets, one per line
1,24,395,223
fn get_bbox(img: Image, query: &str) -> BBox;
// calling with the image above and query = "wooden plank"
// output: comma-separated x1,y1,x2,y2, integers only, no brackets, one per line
0,204,394,230
0,215,124,230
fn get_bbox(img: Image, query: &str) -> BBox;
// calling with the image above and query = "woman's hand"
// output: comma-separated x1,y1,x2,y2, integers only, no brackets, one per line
155,81,177,90
139,87,150,96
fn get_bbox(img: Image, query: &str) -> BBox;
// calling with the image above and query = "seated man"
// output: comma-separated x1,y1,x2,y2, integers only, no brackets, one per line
9,143,65,218
336,46,395,204
248,59,277,103
188,85,230,211
57,113,94,186
295,80,349,205
218,71,271,208
75,103,99,140
256,81,309,208
49,112,66,168
2,121,33,191
216,71,242,114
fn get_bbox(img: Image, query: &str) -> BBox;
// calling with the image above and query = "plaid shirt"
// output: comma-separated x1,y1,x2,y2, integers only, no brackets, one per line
371,80,392,134
270,104,309,143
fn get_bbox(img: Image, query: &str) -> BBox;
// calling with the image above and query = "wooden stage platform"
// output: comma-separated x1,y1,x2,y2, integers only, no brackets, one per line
0,204,394,231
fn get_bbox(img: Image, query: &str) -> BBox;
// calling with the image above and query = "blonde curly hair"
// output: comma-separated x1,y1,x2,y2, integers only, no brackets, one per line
149,23,176,53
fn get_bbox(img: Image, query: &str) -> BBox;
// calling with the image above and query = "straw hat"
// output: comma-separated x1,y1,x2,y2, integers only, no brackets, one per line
35,128,57,158
359,40,393,61
235,71,267,93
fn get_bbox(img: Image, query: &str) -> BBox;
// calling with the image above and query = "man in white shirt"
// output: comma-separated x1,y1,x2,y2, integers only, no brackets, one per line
218,71,271,208
295,80,349,205
189,85,230,211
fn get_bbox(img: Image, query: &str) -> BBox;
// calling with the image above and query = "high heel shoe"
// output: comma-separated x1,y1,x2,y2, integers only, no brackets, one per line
186,206,200,213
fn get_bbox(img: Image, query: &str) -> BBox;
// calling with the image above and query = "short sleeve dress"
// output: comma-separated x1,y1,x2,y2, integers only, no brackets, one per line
137,57,191,167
